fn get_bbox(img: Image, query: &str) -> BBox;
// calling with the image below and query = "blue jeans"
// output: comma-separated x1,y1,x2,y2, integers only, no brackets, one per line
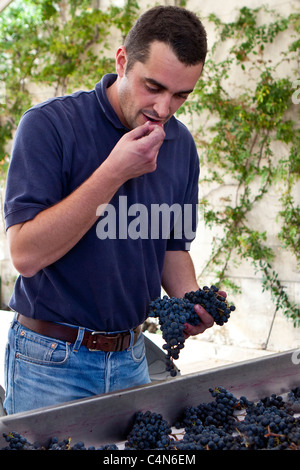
4,318,151,415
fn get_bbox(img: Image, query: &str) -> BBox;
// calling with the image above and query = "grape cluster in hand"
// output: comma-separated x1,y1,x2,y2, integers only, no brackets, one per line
148,285,236,376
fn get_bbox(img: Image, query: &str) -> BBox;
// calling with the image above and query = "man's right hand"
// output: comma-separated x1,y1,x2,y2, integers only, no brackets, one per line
105,121,166,183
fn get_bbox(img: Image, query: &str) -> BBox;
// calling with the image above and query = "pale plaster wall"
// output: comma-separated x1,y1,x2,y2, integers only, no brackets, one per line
0,0,299,354
187,0,300,353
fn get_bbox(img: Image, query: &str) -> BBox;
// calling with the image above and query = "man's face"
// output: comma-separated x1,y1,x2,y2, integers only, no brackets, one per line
113,41,203,130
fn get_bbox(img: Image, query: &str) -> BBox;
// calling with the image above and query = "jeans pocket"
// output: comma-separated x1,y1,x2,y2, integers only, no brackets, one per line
15,325,70,365
130,333,146,363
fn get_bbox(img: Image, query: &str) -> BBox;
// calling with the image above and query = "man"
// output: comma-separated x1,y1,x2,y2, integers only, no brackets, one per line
3,5,217,414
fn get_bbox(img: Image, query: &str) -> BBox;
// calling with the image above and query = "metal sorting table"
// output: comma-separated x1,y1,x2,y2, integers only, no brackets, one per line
0,345,299,448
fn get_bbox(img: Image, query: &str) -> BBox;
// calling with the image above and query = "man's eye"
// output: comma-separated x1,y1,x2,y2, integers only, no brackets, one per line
176,94,189,100
146,85,159,93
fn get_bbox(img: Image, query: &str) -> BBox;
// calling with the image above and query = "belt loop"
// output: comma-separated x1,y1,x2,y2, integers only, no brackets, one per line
73,327,85,352
11,313,19,330
128,329,135,350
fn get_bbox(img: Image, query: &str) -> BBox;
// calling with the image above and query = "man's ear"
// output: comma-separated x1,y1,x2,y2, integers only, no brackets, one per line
115,46,128,77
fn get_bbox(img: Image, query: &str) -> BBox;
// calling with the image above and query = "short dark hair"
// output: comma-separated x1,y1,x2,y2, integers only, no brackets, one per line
124,6,207,72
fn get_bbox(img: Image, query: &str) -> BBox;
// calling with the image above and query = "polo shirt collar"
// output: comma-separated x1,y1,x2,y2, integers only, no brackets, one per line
95,74,179,140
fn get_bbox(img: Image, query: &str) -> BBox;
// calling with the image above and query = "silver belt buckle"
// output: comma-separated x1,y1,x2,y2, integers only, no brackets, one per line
88,330,107,351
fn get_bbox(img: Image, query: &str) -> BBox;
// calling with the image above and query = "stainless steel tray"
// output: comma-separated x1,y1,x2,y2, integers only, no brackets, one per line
0,348,299,448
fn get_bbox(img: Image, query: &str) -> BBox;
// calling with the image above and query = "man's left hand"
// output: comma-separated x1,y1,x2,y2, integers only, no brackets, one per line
183,290,227,338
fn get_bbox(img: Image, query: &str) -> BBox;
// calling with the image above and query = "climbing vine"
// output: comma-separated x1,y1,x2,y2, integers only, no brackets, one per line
179,6,300,326
0,0,140,175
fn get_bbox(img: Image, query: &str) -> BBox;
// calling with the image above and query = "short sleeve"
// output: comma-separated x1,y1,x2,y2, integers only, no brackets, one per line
4,108,65,230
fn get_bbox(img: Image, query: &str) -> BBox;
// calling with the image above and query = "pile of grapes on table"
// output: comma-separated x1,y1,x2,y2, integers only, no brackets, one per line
148,285,236,376
2,386,300,450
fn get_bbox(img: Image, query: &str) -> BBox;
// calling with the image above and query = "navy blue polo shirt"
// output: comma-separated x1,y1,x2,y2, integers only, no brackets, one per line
4,74,199,332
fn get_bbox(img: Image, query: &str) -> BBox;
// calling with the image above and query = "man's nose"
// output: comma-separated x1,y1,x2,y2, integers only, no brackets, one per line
153,94,172,119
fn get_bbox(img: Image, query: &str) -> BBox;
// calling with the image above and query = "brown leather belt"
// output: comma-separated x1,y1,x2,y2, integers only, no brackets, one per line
17,314,141,352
